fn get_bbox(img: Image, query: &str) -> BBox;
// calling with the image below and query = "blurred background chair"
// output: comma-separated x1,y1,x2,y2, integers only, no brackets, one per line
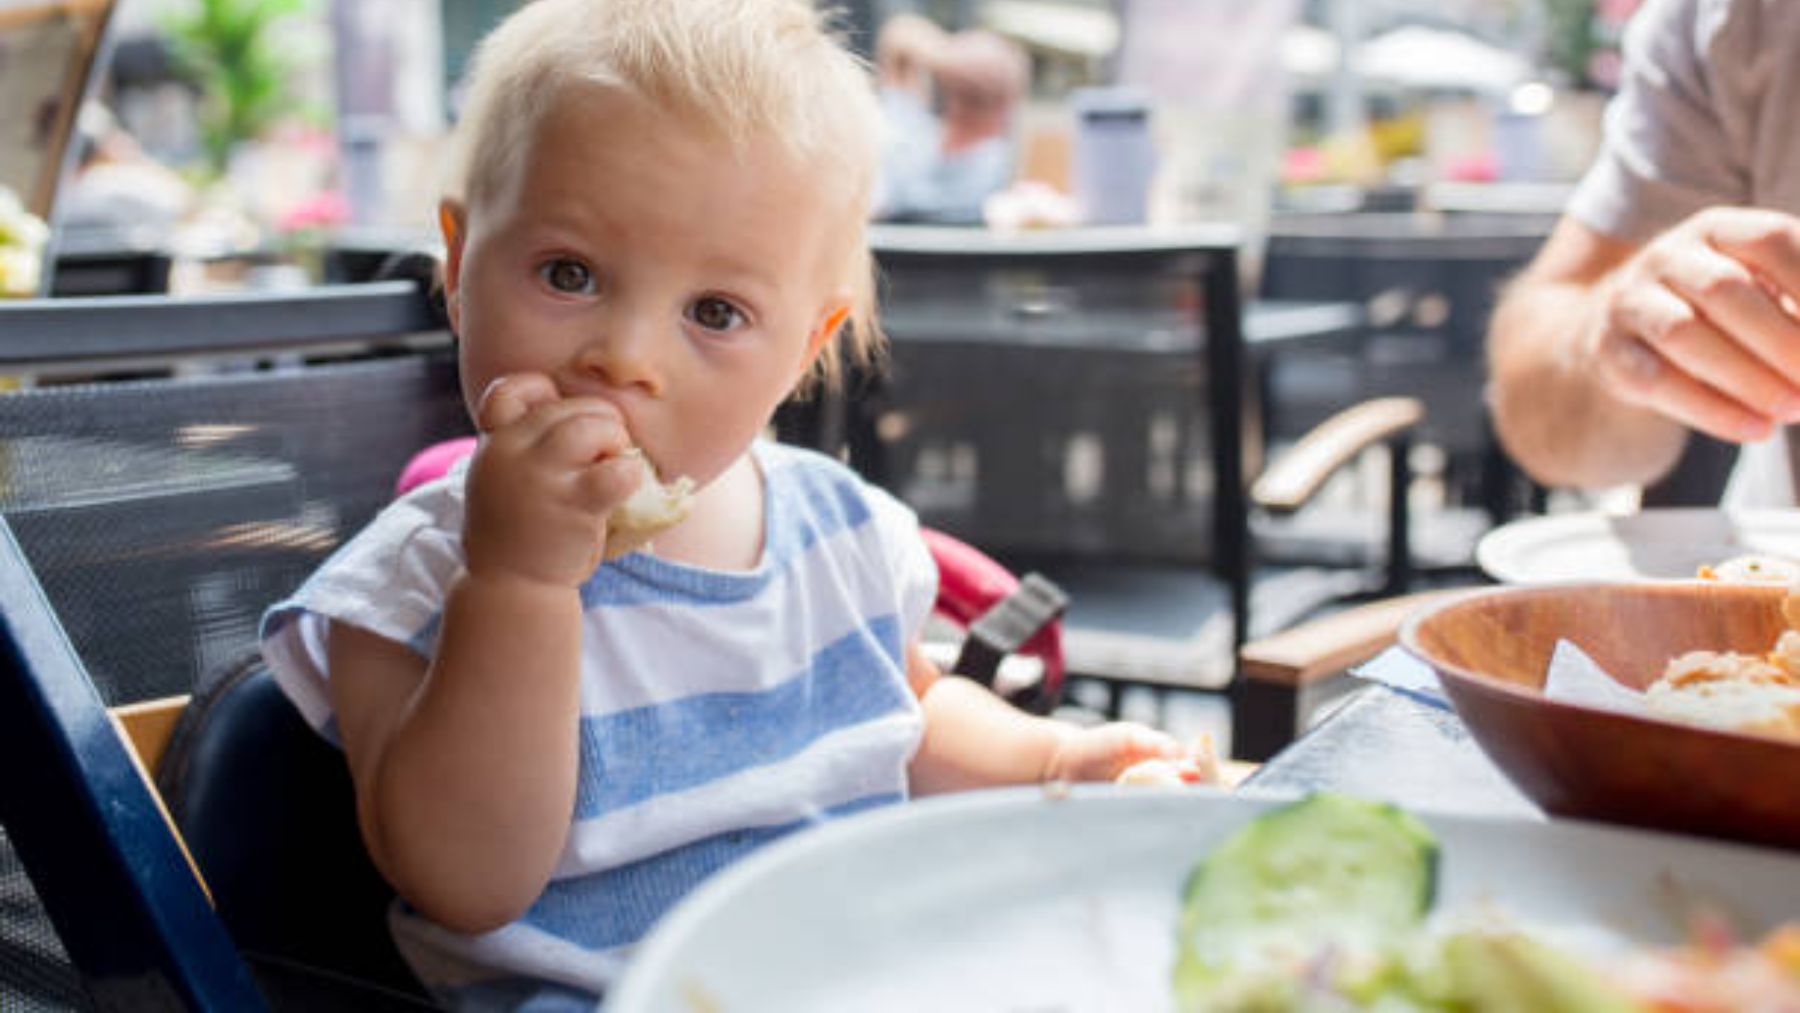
1257,211,1552,534
0,1,117,230
781,224,1425,757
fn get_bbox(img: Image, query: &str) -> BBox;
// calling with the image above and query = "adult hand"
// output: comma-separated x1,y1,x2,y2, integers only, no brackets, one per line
462,372,645,588
1586,207,1800,444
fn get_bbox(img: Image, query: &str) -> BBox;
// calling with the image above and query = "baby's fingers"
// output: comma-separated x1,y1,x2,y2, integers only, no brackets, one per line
477,373,560,433
1110,725,1184,766
573,447,647,512
536,403,632,467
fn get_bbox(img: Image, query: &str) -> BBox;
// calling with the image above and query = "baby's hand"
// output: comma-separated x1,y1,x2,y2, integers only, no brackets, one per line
463,373,646,588
1044,721,1190,784
1115,733,1221,787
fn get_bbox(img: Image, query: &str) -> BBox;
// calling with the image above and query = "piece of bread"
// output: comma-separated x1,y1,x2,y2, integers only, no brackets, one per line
602,449,695,560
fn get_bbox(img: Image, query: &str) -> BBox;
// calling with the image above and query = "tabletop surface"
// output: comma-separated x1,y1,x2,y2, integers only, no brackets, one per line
1245,647,1540,819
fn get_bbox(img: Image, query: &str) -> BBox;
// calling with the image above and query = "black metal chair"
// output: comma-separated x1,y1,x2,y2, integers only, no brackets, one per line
0,279,467,1009
782,225,1422,757
1258,211,1550,527
0,516,268,1011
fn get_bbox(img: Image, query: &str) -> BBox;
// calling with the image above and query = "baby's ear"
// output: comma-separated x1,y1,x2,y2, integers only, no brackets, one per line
805,297,853,367
438,200,468,333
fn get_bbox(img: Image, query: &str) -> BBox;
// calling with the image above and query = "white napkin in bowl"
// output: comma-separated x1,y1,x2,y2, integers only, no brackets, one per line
1543,640,1651,715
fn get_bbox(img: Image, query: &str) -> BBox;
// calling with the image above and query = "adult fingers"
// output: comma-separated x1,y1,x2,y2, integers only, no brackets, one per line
475,373,560,433
1598,304,1774,444
1657,242,1800,395
1699,207,1800,313
1625,276,1800,425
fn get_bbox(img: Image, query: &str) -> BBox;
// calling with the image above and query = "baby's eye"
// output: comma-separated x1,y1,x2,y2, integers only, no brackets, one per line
688,296,747,332
538,258,595,295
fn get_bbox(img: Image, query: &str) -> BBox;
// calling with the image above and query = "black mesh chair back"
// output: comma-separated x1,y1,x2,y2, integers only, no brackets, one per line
0,515,266,1011
865,230,1242,565
826,225,1255,657
0,354,470,706
0,279,464,1009
1259,212,1547,517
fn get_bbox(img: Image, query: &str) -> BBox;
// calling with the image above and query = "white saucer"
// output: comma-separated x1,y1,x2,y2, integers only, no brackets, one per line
1476,507,1800,584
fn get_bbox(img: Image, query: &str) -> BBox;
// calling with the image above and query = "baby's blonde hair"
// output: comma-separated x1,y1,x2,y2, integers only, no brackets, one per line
444,0,884,390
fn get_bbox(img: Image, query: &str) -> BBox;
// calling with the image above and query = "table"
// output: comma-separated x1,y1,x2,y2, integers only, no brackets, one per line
1244,647,1539,818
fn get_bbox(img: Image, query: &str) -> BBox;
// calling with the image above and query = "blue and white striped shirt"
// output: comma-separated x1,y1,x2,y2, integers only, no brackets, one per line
261,441,935,1009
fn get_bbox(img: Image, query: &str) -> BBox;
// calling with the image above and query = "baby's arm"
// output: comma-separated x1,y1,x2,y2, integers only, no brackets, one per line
906,643,1188,794
329,374,645,933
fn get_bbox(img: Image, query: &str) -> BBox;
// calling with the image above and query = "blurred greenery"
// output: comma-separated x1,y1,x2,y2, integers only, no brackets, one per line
1540,0,1598,87
161,0,316,176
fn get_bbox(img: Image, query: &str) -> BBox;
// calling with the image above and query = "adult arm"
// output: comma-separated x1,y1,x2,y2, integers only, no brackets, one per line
1488,209,1800,489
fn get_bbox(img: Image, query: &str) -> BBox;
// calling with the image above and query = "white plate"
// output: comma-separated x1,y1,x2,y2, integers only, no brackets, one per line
608,788,1800,1013
1476,507,1800,584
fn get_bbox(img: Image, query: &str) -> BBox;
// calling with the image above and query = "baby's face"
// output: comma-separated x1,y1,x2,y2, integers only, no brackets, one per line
445,87,852,486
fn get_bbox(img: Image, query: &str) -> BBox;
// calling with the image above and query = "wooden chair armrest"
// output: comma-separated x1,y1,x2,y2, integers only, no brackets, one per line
1251,396,1425,513
1237,589,1463,687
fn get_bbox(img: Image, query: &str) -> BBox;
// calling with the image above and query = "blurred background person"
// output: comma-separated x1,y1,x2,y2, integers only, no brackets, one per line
872,11,945,219
56,103,195,236
877,28,1028,225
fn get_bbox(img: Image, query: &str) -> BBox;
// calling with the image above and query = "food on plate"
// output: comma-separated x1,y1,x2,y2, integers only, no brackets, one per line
1648,650,1800,739
1640,586,1800,742
603,448,695,559
1116,734,1221,786
1612,921,1800,1012
1174,793,1454,1010
1696,553,1800,584
1172,793,1800,1011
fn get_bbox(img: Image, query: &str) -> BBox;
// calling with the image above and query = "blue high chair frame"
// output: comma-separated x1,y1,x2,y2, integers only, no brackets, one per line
0,516,265,1010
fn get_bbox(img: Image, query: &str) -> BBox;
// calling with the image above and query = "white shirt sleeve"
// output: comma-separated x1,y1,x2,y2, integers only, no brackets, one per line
260,476,468,733
861,483,940,643
1565,0,1752,242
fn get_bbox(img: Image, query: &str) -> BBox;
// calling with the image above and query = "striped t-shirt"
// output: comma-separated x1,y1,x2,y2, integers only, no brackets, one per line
261,440,936,1010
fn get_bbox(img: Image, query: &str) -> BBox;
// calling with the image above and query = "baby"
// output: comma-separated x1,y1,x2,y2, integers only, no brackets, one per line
261,0,1194,1006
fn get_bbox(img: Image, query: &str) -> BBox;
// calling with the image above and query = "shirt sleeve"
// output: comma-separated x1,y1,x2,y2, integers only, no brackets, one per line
860,482,940,644
1565,0,1752,242
259,478,468,735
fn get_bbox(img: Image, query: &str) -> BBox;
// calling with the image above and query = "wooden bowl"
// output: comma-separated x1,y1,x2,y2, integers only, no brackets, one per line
1401,581,1800,851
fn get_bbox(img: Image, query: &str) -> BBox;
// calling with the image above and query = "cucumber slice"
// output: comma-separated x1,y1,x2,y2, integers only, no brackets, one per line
1175,793,1439,1003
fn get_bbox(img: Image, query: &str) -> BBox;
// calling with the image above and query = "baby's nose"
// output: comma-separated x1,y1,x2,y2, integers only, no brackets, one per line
574,321,663,394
